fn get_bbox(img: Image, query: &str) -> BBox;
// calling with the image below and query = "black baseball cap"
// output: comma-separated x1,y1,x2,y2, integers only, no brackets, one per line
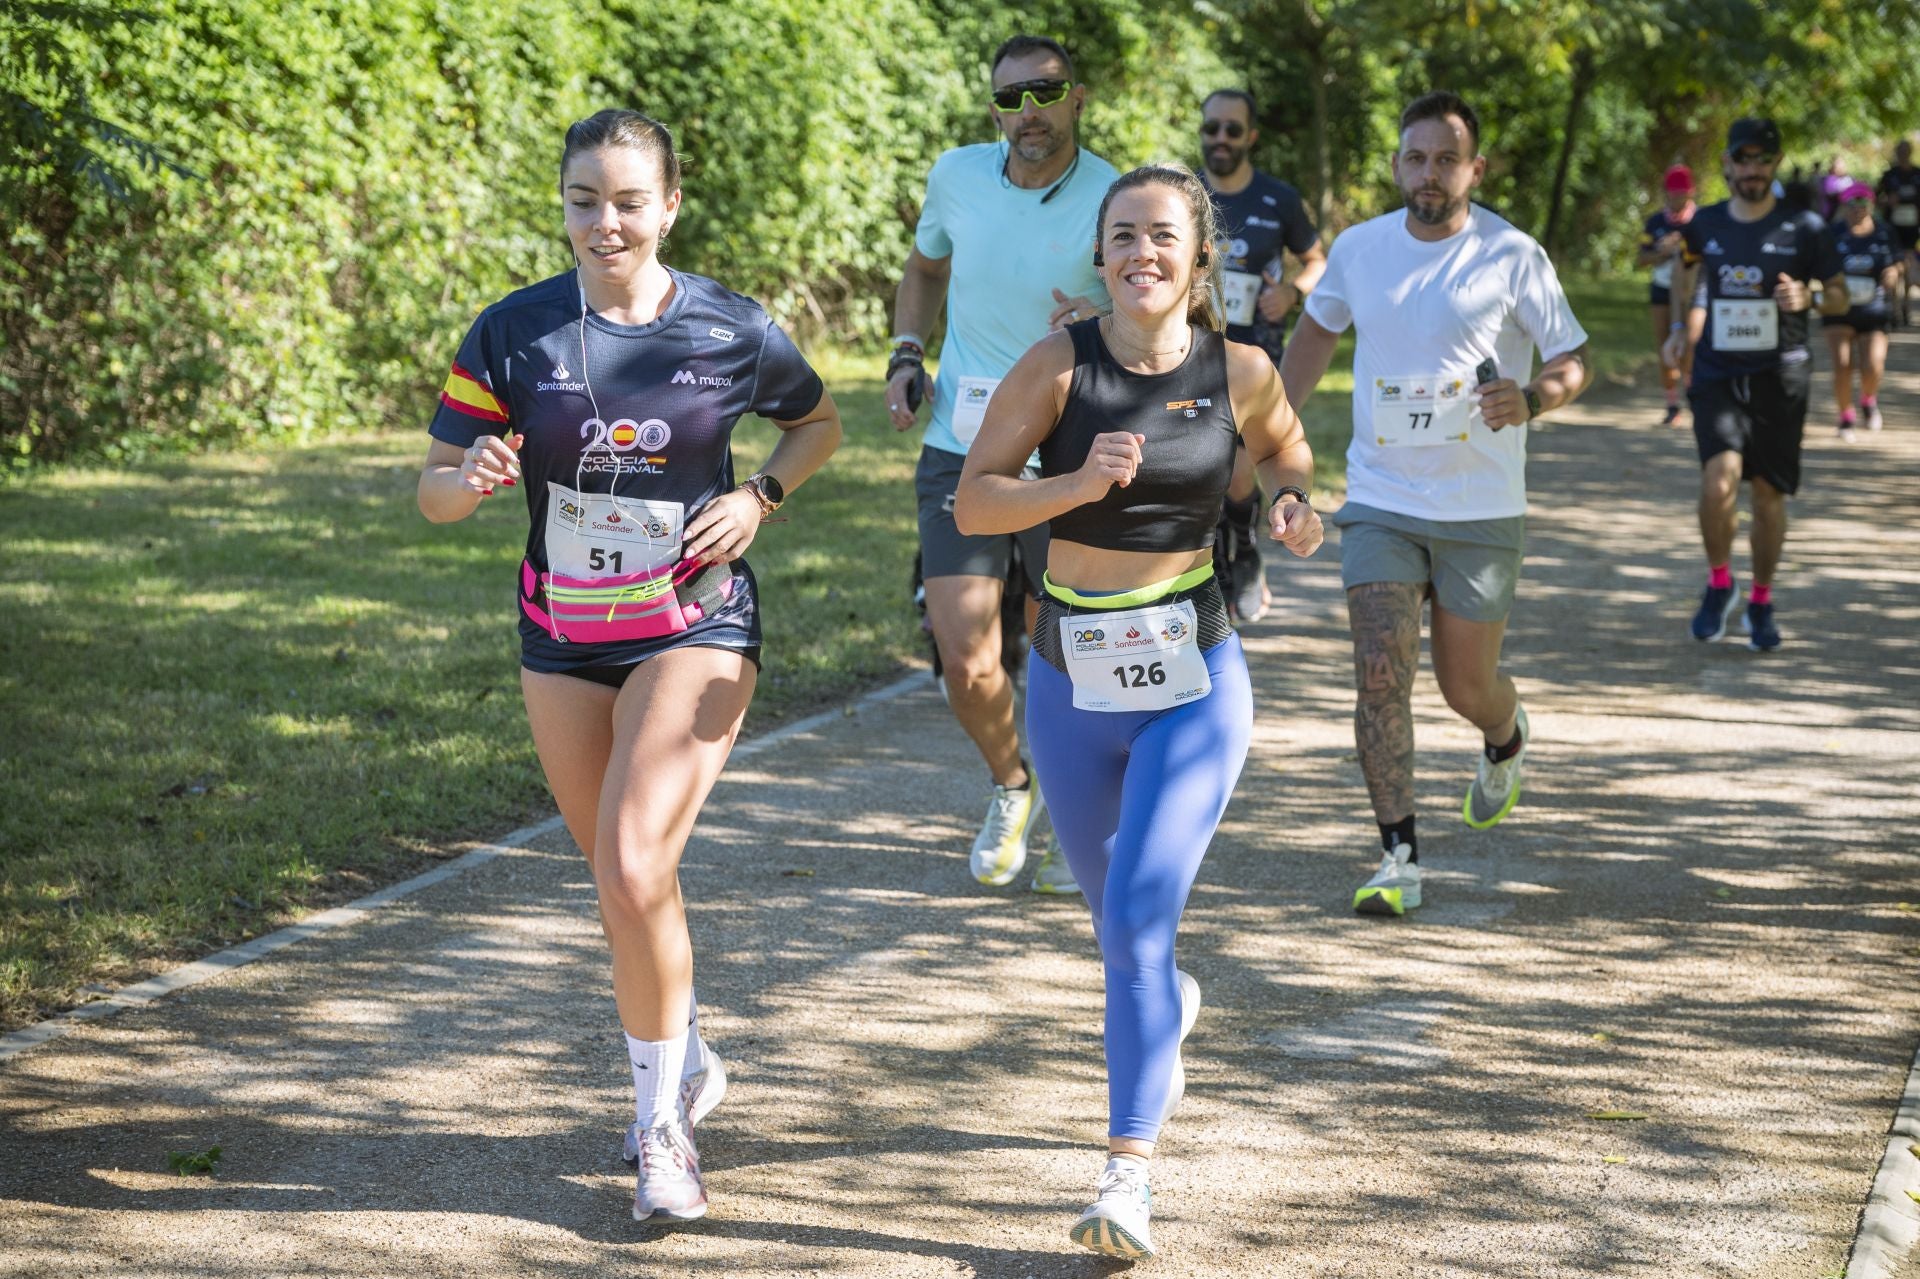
1726,117,1782,155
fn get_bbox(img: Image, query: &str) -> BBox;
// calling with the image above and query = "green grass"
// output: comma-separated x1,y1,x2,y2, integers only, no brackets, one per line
0,280,1642,1029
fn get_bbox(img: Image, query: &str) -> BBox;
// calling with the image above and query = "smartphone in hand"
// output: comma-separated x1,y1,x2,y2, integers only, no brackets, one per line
1475,357,1499,387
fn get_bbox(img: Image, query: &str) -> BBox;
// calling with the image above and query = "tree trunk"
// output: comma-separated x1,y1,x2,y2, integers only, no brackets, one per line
1300,0,1333,230
1542,46,1594,257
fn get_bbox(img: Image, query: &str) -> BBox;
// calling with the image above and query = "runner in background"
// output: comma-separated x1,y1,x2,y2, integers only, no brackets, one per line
1198,88,1325,623
1825,181,1900,440
1639,164,1696,426
1665,117,1848,652
886,33,1120,896
1877,139,1920,327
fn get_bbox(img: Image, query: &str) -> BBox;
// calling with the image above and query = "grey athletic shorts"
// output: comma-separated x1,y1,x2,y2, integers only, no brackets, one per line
915,445,1049,596
1332,501,1525,624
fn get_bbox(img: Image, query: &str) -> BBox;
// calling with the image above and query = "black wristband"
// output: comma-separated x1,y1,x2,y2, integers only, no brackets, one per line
885,343,924,385
1272,485,1310,507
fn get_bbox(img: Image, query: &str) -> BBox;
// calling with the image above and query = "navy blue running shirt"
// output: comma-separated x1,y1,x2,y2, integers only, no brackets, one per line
1205,173,1317,355
429,268,824,672
1680,202,1842,381
1829,218,1899,321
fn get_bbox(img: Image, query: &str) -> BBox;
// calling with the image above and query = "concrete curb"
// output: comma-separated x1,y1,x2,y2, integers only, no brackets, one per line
0,669,931,1065
1848,1036,1920,1278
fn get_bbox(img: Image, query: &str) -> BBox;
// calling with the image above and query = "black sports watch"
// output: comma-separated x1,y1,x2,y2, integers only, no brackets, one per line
1523,387,1543,421
744,472,784,515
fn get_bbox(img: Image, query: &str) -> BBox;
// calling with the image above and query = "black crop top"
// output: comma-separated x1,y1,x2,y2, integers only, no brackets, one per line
1039,319,1240,553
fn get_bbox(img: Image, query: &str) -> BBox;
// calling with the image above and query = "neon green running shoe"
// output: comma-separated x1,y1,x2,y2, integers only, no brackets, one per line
1026,807,1082,895
970,782,1039,886
1353,842,1420,916
1463,703,1529,830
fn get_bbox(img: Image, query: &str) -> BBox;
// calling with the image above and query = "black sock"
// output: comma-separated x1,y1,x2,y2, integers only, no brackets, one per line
1485,725,1524,764
1221,494,1257,532
1378,815,1417,863
1007,759,1032,790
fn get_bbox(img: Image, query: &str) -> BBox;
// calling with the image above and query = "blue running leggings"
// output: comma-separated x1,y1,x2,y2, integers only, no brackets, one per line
1025,632,1253,1141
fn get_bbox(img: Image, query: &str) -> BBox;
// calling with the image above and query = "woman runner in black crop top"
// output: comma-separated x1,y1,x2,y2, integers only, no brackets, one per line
416,110,841,1225
954,163,1321,1262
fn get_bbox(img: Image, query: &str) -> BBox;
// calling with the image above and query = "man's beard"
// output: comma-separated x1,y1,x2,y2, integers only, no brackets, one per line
1204,144,1245,176
1404,186,1464,226
1735,176,1770,200
1011,120,1065,164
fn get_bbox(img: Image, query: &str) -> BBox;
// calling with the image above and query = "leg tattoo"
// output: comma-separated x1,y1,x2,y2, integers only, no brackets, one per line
1348,582,1423,823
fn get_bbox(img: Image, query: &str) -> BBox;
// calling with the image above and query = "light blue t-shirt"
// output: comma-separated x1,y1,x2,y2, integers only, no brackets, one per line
915,142,1118,456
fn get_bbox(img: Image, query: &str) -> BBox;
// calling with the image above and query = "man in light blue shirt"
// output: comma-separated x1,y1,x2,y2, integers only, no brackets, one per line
887,33,1115,895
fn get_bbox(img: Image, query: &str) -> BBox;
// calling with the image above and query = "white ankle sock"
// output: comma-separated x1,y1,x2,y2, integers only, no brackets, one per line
626,1031,689,1129
683,994,709,1078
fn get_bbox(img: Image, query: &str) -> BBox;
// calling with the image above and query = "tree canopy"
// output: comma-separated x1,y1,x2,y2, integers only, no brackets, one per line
5,0,1916,462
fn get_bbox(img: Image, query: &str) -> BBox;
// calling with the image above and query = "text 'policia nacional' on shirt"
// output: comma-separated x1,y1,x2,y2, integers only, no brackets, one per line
913,142,1119,456
1680,203,1841,381
1304,204,1587,523
428,268,823,672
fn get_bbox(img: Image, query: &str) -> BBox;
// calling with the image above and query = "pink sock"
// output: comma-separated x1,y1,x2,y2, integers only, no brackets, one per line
1709,564,1733,590
1861,396,1877,409
1665,387,1679,406
1751,584,1773,606
1841,408,1857,424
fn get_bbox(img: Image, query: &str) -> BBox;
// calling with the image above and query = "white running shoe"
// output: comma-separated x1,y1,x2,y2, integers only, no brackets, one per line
1865,402,1884,431
625,1047,728,1167
1160,969,1201,1125
970,782,1040,886
1071,1158,1155,1259
1463,703,1530,830
630,1120,707,1221
1353,842,1421,916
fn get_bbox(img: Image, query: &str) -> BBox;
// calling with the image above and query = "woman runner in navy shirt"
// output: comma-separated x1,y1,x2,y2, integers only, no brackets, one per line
417,109,841,1223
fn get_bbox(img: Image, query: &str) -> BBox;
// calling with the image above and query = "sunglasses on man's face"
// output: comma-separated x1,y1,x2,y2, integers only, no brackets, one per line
1201,120,1246,140
992,79,1072,112
1731,150,1777,166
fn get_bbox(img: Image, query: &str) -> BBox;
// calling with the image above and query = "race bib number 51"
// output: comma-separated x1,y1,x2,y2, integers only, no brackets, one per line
1371,373,1472,448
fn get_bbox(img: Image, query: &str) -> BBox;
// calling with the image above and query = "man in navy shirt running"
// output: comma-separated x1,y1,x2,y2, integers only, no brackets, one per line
1197,88,1325,623
1665,118,1846,652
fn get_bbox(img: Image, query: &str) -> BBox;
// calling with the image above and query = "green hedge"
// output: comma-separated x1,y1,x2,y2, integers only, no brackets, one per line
6,0,1918,464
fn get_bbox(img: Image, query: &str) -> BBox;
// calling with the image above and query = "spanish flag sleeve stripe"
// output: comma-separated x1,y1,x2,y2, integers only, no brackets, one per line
440,363,508,423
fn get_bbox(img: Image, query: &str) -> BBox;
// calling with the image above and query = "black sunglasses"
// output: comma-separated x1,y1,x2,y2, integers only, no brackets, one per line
991,79,1072,112
1201,120,1246,140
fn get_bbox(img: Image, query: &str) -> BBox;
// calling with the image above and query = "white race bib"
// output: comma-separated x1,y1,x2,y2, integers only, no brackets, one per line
545,482,681,579
950,375,1001,451
1846,275,1879,307
1894,204,1918,228
1711,298,1778,351
1650,260,1675,289
1221,270,1262,327
1370,373,1473,448
1059,600,1211,712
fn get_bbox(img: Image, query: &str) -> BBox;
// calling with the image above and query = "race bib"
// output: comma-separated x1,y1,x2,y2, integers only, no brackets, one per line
950,375,1001,451
1846,275,1879,307
1221,270,1262,327
1711,298,1778,352
1650,260,1675,289
1371,373,1472,448
544,482,682,580
1894,204,1918,228
1059,600,1211,712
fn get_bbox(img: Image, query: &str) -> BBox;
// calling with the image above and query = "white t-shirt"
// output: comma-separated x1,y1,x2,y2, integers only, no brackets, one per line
1305,205,1588,521
914,143,1117,455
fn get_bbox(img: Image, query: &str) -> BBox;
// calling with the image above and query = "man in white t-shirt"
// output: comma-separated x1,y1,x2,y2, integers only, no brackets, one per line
885,34,1118,895
1279,91,1589,917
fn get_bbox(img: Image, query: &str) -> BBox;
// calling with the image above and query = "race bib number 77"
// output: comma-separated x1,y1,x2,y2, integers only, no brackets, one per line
1371,373,1472,448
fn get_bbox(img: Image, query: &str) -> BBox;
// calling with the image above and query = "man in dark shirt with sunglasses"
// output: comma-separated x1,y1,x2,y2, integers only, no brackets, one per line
1198,88,1325,624
885,34,1117,895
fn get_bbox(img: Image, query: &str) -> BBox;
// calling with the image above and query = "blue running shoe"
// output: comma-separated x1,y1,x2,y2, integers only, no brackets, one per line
1743,601,1781,652
1690,577,1739,642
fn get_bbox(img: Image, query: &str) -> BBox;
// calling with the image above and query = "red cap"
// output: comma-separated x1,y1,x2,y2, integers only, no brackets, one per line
1663,164,1695,194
